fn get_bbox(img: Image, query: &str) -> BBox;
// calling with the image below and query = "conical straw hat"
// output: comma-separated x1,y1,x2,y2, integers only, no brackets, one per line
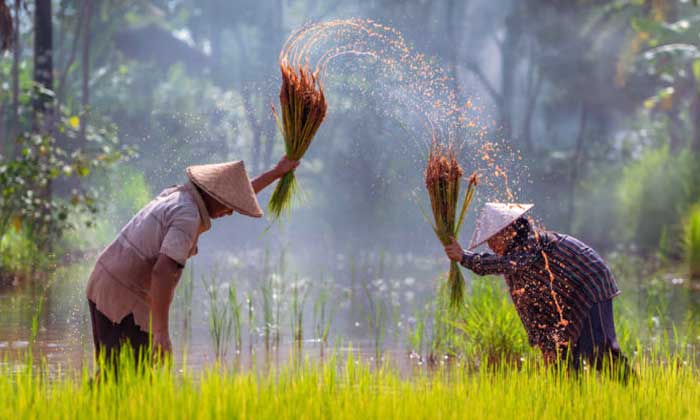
186,161,263,218
468,203,533,250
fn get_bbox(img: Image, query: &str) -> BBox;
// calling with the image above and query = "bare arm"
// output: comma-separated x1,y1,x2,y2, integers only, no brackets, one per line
150,253,183,355
251,156,300,193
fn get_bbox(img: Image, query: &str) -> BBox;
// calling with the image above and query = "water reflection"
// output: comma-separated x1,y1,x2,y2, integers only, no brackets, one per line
2,250,700,377
0,250,445,376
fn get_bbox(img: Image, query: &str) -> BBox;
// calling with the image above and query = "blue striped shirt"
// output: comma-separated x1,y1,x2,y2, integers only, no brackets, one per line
461,231,620,353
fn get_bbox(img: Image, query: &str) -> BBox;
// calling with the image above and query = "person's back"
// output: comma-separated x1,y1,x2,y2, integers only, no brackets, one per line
87,183,206,332
490,230,621,354
85,157,299,368
445,204,632,378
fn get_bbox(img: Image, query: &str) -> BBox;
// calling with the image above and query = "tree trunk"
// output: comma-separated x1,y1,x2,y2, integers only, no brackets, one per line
10,0,20,156
79,0,92,146
33,0,53,130
0,0,12,52
521,37,542,154
0,0,10,145
57,0,84,104
33,0,54,250
567,105,588,232
521,76,542,154
500,11,521,141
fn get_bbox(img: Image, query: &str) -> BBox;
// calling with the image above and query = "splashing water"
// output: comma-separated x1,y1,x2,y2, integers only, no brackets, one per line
276,18,526,203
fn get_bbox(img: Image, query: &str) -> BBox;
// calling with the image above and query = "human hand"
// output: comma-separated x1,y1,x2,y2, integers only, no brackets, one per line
152,331,172,358
444,238,465,262
273,156,300,177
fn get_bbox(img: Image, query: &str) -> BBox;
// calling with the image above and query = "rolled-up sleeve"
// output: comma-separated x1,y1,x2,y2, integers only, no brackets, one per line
160,206,200,266
461,252,539,276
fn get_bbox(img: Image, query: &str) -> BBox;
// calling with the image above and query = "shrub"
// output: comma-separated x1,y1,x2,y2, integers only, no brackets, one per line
615,146,693,253
429,276,530,364
683,204,700,281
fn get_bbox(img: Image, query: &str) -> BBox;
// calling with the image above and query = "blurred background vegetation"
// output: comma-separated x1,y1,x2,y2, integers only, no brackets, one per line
1,0,700,286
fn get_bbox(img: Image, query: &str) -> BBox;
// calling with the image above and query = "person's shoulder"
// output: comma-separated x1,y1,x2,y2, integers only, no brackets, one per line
154,185,199,220
526,230,557,247
553,232,590,249
549,233,607,262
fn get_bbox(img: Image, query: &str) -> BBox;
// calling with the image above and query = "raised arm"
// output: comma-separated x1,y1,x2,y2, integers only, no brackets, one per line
251,156,300,193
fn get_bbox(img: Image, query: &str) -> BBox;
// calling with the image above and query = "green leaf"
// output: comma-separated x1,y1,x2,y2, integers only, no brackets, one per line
68,116,80,129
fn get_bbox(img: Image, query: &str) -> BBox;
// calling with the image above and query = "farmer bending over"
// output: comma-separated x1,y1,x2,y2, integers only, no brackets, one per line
444,203,631,377
86,157,299,366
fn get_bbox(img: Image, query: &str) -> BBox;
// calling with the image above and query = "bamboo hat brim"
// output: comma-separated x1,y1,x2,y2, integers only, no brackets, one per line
468,203,533,249
186,160,263,218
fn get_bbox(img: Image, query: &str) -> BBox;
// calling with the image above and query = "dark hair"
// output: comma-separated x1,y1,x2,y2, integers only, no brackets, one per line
508,217,531,251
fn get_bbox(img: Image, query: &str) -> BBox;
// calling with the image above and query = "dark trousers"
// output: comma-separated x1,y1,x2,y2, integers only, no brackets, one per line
88,300,150,369
571,299,632,379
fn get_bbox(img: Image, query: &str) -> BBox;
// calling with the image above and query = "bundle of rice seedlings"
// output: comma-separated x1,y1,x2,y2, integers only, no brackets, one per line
269,61,327,218
425,141,478,306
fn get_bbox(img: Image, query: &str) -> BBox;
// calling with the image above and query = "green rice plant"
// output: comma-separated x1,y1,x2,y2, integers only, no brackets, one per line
349,254,358,320
29,285,49,348
428,277,458,356
613,299,640,354
23,271,60,364
424,276,529,365
246,291,255,353
407,307,427,356
451,278,530,365
173,263,195,348
290,276,308,348
228,279,243,352
313,274,334,346
202,271,233,360
683,203,700,281
360,276,386,363
275,248,288,346
3,348,700,419
260,279,274,350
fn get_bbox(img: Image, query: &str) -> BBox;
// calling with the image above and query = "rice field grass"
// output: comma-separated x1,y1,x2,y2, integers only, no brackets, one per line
2,350,699,419
4,255,700,419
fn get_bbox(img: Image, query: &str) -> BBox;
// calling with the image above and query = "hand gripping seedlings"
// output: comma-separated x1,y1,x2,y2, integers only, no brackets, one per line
425,140,477,306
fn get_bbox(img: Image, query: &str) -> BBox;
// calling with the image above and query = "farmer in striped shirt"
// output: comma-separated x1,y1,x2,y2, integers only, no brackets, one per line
444,203,630,375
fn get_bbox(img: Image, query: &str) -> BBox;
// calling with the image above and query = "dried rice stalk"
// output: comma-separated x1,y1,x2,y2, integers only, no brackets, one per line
425,140,478,306
269,61,327,218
